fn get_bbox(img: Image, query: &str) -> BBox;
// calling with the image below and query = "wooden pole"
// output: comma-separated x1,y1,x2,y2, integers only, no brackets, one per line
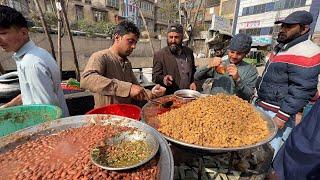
188,0,203,47
137,7,154,56
0,62,5,75
33,0,56,60
55,0,63,78
60,0,80,81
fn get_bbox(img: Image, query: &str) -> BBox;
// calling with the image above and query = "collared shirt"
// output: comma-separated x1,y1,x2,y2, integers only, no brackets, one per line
13,41,69,117
175,49,191,89
80,48,139,108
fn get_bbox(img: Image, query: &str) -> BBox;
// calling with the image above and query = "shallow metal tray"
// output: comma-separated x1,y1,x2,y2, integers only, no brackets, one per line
0,114,174,180
142,95,278,153
91,129,160,171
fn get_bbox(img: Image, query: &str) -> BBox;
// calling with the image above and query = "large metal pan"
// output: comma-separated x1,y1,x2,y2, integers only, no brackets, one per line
142,95,278,153
0,114,174,180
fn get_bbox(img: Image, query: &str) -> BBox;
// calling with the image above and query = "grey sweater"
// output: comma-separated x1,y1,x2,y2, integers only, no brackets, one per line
194,58,258,101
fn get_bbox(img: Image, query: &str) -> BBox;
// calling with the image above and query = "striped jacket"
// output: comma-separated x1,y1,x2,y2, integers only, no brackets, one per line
257,33,320,122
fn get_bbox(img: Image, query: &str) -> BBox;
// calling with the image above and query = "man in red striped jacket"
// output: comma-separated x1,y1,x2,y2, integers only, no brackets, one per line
254,10,320,156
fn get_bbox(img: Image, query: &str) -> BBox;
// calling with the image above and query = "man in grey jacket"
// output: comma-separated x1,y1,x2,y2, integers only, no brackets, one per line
195,33,258,101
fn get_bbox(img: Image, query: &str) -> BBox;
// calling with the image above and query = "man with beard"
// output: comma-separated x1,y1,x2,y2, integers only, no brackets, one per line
254,11,320,156
81,21,165,108
152,23,196,94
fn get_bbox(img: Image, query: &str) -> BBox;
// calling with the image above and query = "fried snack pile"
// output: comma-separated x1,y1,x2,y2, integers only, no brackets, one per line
157,94,270,148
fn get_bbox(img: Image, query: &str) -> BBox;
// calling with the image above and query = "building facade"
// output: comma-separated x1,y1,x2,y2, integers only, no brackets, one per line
122,0,138,24
1,0,122,25
234,0,320,47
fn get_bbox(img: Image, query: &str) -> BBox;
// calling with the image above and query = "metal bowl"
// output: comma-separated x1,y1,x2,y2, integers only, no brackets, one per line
141,95,278,153
174,89,201,100
91,129,159,171
0,115,174,180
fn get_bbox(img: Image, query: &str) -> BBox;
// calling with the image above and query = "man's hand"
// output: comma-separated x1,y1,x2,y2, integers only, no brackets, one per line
311,91,319,101
0,103,9,108
129,84,145,100
227,64,240,81
151,84,166,98
273,116,285,129
163,75,173,86
207,57,221,68
0,94,22,108
189,82,197,90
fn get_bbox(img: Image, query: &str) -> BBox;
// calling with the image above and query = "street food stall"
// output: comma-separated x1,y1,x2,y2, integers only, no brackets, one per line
0,92,277,179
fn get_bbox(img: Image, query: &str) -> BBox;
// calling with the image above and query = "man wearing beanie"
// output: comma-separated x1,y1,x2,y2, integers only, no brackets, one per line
254,11,320,157
194,33,258,101
152,23,196,95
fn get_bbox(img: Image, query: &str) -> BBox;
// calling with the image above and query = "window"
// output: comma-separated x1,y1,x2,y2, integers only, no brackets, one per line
253,5,258,14
75,5,84,20
284,0,290,9
289,0,295,8
261,4,266,13
140,1,153,12
239,26,274,36
269,27,274,34
242,7,248,16
44,0,53,12
197,12,204,22
266,2,274,11
248,6,254,15
300,0,306,6
260,27,270,35
242,0,306,16
294,0,301,7
107,0,119,8
93,9,107,22
129,5,132,12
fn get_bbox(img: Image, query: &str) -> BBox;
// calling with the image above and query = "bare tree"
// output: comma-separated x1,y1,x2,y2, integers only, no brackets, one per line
132,1,155,56
137,8,154,56
33,0,56,60
158,0,179,26
55,0,63,78
0,62,5,75
183,0,204,47
60,0,80,81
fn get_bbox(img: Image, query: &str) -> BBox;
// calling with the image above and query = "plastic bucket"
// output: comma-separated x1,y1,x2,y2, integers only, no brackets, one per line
86,104,141,120
0,104,62,137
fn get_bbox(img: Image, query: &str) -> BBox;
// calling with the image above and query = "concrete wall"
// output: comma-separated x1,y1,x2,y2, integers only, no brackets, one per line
0,32,161,71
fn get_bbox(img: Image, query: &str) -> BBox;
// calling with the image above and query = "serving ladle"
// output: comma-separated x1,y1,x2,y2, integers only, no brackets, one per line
143,89,173,108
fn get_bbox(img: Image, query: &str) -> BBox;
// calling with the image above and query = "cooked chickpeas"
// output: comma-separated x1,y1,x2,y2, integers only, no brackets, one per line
158,94,270,148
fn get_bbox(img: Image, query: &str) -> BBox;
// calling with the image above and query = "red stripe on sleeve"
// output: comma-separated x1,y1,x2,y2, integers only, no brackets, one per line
271,53,320,67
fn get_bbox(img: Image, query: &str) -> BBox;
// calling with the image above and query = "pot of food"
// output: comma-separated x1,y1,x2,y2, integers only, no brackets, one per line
0,114,174,180
142,94,278,153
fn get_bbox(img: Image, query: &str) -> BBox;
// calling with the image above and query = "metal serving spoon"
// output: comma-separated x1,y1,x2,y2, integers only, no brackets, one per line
143,89,173,108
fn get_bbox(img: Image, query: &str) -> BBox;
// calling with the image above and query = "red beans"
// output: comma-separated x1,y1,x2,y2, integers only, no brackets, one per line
0,125,158,179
